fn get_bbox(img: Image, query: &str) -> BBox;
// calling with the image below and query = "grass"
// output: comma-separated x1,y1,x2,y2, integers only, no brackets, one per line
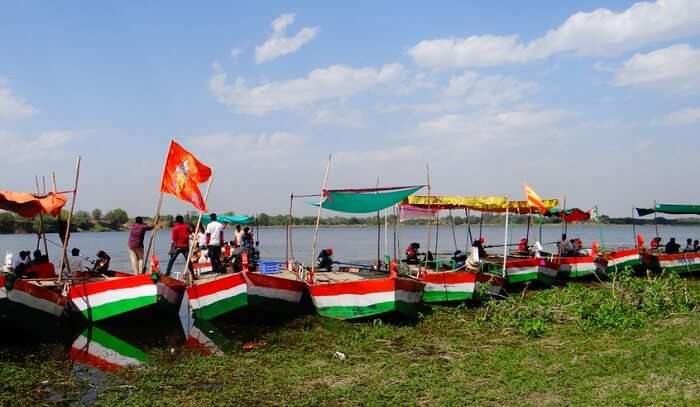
1,274,699,406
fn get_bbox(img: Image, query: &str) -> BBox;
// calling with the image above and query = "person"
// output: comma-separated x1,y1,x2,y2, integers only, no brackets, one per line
404,242,420,264
694,240,700,252
650,237,662,250
205,213,225,274
574,239,584,256
451,250,467,268
93,250,113,276
473,239,487,259
665,237,680,254
32,249,48,265
317,248,333,271
558,234,573,256
12,251,30,276
166,215,192,276
233,225,244,248
195,223,207,250
683,238,694,253
241,226,254,250
67,248,86,275
516,238,529,255
128,216,155,274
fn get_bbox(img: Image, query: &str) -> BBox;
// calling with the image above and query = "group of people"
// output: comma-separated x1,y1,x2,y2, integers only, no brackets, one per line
650,237,700,254
126,213,257,277
65,248,112,277
557,234,585,257
5,249,48,277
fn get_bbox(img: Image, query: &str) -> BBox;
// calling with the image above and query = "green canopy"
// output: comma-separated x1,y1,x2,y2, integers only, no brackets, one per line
636,204,700,216
310,185,424,214
201,214,255,225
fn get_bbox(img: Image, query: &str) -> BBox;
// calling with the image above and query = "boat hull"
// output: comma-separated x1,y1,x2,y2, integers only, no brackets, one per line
5,277,67,331
643,252,700,274
419,271,477,303
558,256,597,279
68,274,158,322
157,274,187,313
308,276,424,320
243,271,305,313
499,257,560,285
186,273,247,320
595,249,642,274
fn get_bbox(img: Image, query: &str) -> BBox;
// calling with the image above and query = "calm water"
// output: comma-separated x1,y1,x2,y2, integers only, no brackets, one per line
2,224,700,271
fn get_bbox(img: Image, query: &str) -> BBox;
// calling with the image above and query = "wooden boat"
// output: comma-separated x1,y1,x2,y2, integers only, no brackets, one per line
183,264,247,320
179,310,225,356
69,326,148,371
482,255,560,285
418,267,505,303
594,248,643,274
557,254,597,279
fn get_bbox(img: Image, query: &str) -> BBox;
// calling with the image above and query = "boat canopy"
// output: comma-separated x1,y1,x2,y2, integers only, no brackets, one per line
202,214,255,225
635,204,700,217
548,208,590,222
0,190,67,218
311,185,424,214
404,195,558,214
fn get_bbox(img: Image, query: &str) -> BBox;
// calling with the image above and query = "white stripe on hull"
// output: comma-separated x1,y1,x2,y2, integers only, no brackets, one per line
247,285,302,303
71,285,157,311
610,254,640,265
7,289,63,316
189,283,246,310
72,335,142,367
506,266,538,276
313,291,394,308
424,282,475,293
396,289,422,304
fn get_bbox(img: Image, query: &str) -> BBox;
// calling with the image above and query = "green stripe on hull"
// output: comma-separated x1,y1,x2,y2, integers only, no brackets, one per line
606,259,642,274
395,300,421,318
421,290,474,303
193,293,247,320
247,294,301,314
506,272,539,284
568,270,595,278
316,300,396,320
80,295,157,322
538,273,556,286
660,263,700,274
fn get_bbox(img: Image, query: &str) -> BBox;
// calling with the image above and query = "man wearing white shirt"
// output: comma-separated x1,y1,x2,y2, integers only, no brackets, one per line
205,213,225,274
67,248,86,276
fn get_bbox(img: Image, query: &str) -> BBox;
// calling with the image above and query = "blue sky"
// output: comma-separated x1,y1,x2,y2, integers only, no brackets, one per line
1,0,698,217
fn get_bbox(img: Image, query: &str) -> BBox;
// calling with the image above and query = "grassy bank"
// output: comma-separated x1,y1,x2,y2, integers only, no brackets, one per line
1,276,699,406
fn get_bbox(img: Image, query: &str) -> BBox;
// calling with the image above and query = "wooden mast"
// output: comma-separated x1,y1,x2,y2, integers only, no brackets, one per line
144,141,173,273
182,177,213,283
58,156,81,283
310,155,331,282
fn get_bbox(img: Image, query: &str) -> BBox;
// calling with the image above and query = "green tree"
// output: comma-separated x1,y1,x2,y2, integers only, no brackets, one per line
91,208,102,221
73,210,92,231
0,212,16,233
104,209,129,230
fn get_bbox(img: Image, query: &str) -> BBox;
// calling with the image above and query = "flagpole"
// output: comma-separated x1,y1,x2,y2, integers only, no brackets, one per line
183,176,213,283
424,162,432,270
34,176,48,256
58,156,81,283
310,155,331,282
144,141,174,273
502,198,510,278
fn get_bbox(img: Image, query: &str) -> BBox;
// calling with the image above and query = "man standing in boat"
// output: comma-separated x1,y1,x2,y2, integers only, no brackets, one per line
205,213,225,274
165,215,192,276
128,216,155,274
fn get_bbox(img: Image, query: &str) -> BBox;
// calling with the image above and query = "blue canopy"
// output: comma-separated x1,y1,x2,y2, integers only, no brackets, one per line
201,214,255,225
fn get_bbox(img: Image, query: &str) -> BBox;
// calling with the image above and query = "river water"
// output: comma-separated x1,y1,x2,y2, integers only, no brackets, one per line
2,224,700,271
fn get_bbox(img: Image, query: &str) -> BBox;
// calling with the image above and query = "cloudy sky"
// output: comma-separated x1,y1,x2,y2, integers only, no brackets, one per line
1,0,699,217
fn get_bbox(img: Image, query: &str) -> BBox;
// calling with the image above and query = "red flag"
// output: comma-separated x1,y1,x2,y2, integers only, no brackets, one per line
524,183,548,215
160,141,212,211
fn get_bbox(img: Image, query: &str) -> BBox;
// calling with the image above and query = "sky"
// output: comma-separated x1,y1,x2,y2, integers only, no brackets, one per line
0,0,699,217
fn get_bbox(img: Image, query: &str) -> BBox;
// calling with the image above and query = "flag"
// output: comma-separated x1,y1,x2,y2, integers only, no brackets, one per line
524,183,548,215
160,141,212,212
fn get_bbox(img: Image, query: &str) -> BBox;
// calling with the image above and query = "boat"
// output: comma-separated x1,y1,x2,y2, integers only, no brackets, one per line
292,177,427,320
594,248,643,274
635,203,700,274
69,326,148,372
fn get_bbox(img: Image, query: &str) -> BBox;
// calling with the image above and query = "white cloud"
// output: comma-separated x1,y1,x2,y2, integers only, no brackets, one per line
0,79,37,121
230,48,243,62
408,0,700,68
443,71,538,106
613,44,700,93
190,131,304,157
209,62,406,114
0,130,76,162
255,13,319,64
659,107,700,125
311,107,365,128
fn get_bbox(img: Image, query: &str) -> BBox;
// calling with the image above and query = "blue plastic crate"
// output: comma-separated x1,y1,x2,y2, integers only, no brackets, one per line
259,261,281,274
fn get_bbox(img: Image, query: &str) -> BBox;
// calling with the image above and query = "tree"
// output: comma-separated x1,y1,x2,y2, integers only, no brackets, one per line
0,212,16,234
73,210,92,231
91,208,102,221
104,209,129,230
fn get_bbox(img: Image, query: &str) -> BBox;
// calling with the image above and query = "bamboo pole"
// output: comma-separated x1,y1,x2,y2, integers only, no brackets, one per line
392,204,398,260
502,198,510,278
384,208,388,261
424,163,432,269
653,200,659,239
34,176,48,255
631,207,638,249
58,156,81,283
310,155,332,280
376,178,380,268
182,177,213,283
449,209,458,252
525,210,532,245
144,142,174,273
286,193,293,266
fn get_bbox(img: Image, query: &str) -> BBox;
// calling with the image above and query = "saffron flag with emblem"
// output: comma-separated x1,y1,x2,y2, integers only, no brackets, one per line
524,183,548,215
160,141,212,211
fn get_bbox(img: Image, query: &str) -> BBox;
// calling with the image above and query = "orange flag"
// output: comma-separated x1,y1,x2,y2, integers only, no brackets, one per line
160,141,212,212
524,183,548,215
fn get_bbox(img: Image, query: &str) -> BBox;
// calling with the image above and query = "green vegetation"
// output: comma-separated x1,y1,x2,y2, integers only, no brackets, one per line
1,275,698,406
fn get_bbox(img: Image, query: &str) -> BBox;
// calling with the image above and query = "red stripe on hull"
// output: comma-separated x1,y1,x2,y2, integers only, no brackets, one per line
420,271,477,285
244,272,304,291
68,274,155,298
186,273,245,300
506,257,560,269
159,275,187,293
558,256,595,265
654,252,700,261
68,348,121,372
609,248,639,259
12,279,67,306
309,276,394,296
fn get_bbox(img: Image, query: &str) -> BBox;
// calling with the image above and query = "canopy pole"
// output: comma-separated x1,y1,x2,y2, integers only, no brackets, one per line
392,204,398,260
653,200,659,239
525,210,532,245
465,208,473,249
376,178,380,269
424,162,432,269
384,208,388,261
502,198,510,278
396,204,401,261
144,143,174,273
286,193,293,266
538,213,543,244
561,195,567,235
34,175,48,256
310,155,332,281
631,207,638,249
58,156,81,283
183,177,213,284
449,209,457,252
478,212,484,240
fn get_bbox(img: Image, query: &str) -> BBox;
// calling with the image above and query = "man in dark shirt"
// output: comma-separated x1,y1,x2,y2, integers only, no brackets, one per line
665,237,680,254
128,216,155,274
166,215,192,276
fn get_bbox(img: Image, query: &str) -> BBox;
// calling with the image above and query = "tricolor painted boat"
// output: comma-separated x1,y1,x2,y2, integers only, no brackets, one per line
419,270,478,303
179,312,225,356
308,267,425,320
67,273,158,321
595,248,642,274
483,256,560,286
558,255,597,279
156,274,187,312
243,270,305,313
185,271,247,320
69,326,148,372
5,276,67,330
0,274,9,319
643,251,700,274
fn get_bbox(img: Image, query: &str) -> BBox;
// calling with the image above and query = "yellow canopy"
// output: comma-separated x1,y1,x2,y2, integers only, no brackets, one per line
404,195,558,214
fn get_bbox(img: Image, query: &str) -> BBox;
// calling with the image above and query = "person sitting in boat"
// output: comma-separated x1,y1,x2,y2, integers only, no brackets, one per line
683,238,694,253
405,242,421,264
694,240,699,252
242,226,254,250
473,239,488,258
31,249,48,265
650,237,662,251
92,250,113,276
451,250,467,268
573,239,584,256
12,251,30,277
558,234,573,256
67,247,87,276
515,238,529,256
665,237,680,254
317,248,334,271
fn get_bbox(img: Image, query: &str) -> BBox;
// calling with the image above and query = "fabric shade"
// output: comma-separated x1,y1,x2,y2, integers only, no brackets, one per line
548,208,591,222
399,204,440,221
202,214,255,225
636,204,700,216
405,195,558,214
311,185,424,214
0,190,67,218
